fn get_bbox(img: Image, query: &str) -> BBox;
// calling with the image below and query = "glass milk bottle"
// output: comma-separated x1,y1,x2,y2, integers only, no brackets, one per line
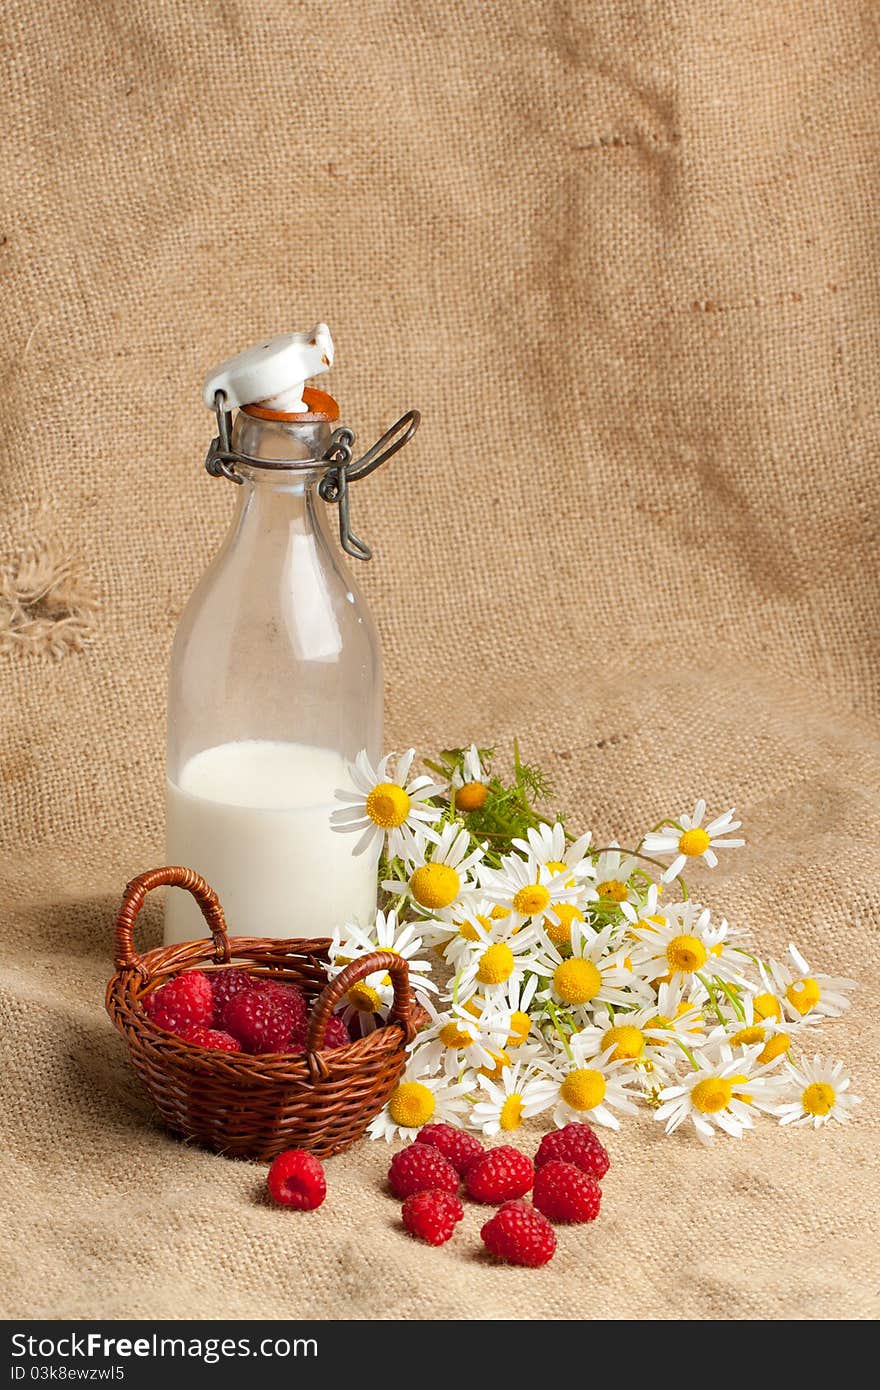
164,325,419,943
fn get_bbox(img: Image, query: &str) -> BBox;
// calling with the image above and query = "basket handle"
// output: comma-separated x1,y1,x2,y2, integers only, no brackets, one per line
114,866,231,971
306,950,417,1054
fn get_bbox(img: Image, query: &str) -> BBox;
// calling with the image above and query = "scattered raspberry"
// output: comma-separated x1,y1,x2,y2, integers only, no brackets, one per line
224,986,304,1053
388,1144,459,1200
266,1150,327,1210
144,971,213,1033
209,968,256,1028
481,1200,556,1267
415,1123,485,1177
401,1189,464,1246
320,1014,352,1049
176,1023,242,1053
535,1121,610,1180
533,1159,601,1224
465,1144,534,1204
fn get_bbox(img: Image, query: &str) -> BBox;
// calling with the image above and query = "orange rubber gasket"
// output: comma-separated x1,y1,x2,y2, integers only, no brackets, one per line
242,387,340,423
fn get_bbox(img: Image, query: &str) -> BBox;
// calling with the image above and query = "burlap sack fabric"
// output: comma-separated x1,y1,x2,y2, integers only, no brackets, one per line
1,0,877,1320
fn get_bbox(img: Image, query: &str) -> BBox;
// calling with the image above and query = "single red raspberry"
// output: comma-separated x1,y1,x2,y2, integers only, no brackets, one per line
319,1014,351,1049
266,1150,327,1210
535,1122,610,1179
481,1200,556,1267
533,1159,602,1223
144,971,213,1033
256,979,309,1032
401,1189,464,1245
415,1123,485,1176
388,1144,459,1200
209,968,256,1027
224,987,303,1053
465,1144,534,1204
176,1023,242,1052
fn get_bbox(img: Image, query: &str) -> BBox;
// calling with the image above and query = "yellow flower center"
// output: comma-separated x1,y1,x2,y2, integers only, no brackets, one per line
753,992,782,1021
666,934,707,973
347,982,382,1012
597,879,628,902
786,977,821,1016
479,1049,511,1080
365,782,410,829
678,827,711,857
691,1076,733,1114
602,1024,644,1061
512,883,550,917
456,780,488,811
410,862,461,910
387,1081,435,1128
477,943,515,985
802,1081,835,1117
499,1094,524,1130
757,1032,791,1065
463,997,483,1018
507,1010,531,1047
560,1067,606,1111
544,902,583,947
732,1024,765,1046
457,920,480,942
490,905,510,920
438,1020,473,1048
554,958,602,1005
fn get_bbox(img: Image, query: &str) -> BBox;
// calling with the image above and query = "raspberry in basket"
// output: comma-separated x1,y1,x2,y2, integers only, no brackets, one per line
532,1159,601,1224
210,968,256,1028
415,1123,485,1176
481,1200,556,1267
401,1189,464,1245
257,978,309,1035
465,1144,534,1204
267,1150,327,1211
320,1014,352,1049
535,1121,610,1180
176,1023,242,1053
224,986,304,1053
388,1144,459,1199
143,971,213,1033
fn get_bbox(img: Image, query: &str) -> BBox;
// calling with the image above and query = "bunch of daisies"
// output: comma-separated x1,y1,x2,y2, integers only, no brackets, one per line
328,745,859,1146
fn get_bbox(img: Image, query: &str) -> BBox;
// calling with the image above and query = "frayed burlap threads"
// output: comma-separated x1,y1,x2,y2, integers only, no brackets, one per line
0,524,99,661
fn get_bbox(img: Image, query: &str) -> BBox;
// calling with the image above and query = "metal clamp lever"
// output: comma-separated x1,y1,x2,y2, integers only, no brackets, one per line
318,409,420,560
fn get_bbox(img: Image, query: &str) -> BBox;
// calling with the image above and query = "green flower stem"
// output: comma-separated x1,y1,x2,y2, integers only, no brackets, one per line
714,977,746,1020
672,1036,700,1069
698,973,727,1026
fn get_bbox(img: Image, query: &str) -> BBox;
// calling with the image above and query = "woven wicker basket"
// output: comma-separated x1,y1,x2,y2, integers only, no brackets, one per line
106,865,419,1160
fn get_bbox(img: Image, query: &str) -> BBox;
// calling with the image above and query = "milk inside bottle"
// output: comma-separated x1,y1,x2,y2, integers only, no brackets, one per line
164,327,417,944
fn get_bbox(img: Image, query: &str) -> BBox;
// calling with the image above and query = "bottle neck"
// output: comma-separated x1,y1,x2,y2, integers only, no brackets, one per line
231,405,334,466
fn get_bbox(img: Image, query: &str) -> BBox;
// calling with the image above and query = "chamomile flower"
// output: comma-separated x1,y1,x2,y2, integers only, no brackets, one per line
327,908,439,1004
479,851,579,930
642,800,745,883
620,883,664,935
453,918,552,999
544,1042,642,1130
655,1044,770,1143
498,974,540,1048
630,902,751,996
591,845,639,907
770,1055,861,1130
646,979,706,1043
537,922,650,1016
410,996,511,1078
702,991,812,1067
570,1001,684,1079
368,1064,470,1141
511,823,596,886
330,749,443,858
471,1062,558,1137
452,743,491,811
761,944,855,1021
382,823,484,920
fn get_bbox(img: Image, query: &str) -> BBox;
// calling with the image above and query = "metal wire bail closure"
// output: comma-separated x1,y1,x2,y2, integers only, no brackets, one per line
204,391,420,561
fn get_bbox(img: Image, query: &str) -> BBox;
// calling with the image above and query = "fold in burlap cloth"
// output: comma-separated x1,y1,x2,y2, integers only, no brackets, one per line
1,0,877,1319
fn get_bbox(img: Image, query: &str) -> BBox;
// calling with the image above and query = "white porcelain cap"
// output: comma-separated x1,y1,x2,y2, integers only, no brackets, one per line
202,324,335,413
